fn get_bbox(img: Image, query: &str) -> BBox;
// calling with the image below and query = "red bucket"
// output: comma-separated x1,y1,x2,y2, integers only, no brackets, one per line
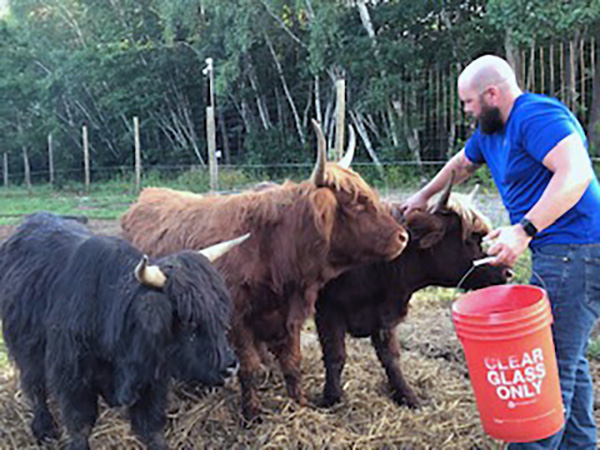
452,285,564,442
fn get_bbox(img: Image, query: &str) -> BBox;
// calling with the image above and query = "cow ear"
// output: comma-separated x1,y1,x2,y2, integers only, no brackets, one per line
406,212,445,249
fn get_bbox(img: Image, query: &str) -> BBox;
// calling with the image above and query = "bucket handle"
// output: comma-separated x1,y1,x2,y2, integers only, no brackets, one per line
456,256,547,292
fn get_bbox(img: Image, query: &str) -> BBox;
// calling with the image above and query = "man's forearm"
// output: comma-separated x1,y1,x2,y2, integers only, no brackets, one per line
420,150,478,199
525,133,594,233
526,169,592,233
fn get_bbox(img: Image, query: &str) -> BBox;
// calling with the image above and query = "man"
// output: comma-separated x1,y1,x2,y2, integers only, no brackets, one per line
402,55,600,448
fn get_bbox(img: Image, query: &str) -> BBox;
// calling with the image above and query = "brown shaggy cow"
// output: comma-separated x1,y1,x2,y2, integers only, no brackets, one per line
121,121,409,421
315,180,511,408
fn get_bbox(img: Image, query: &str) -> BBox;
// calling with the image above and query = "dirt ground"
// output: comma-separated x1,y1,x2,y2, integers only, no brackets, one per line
0,215,599,449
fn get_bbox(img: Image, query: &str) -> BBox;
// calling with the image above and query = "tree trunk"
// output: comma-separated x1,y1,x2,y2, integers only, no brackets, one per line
505,29,523,88
314,76,322,125
218,107,231,164
247,62,271,130
392,100,422,168
356,0,376,41
588,27,600,154
265,33,305,145
350,111,383,176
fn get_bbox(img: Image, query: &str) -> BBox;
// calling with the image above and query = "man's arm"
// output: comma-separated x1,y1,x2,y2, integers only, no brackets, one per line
402,149,480,214
486,132,593,265
525,132,593,231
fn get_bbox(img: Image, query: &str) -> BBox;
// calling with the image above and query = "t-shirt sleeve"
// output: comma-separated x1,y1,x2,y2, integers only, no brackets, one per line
521,103,579,163
464,129,485,164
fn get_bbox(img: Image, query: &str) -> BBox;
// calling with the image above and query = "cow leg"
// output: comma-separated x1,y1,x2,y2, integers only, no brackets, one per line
269,328,306,406
58,385,98,450
19,362,59,443
269,290,314,407
129,383,168,450
230,321,263,422
315,306,347,407
371,328,420,408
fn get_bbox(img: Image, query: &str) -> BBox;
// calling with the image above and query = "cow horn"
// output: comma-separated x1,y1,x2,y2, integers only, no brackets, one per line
198,233,251,263
338,125,356,169
135,255,167,288
467,183,480,203
310,119,327,186
433,170,455,212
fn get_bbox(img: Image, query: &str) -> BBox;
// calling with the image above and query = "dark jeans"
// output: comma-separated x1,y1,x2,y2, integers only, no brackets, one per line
508,244,599,449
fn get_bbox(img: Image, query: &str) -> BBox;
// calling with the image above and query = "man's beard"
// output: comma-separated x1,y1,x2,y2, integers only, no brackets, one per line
478,102,504,134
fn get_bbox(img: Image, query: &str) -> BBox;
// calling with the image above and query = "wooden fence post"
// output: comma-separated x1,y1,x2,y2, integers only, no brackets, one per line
22,147,31,192
334,78,346,161
3,152,8,187
550,43,555,96
82,123,90,194
48,133,54,185
540,47,545,94
205,57,218,192
134,116,141,192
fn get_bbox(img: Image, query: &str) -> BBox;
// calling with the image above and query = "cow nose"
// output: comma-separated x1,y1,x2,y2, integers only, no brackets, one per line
503,267,514,279
391,227,409,259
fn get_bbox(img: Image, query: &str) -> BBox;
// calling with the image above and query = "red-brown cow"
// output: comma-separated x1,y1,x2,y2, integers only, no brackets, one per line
121,121,409,421
315,180,511,408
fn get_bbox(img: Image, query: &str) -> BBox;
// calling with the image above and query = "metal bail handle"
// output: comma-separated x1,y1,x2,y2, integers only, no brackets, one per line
455,255,548,293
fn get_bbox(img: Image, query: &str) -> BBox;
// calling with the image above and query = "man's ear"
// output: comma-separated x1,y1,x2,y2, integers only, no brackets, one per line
406,212,445,249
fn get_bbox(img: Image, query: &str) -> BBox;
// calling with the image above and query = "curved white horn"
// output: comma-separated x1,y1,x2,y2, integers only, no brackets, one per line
467,184,480,203
310,119,327,186
135,255,167,288
432,170,455,213
198,233,251,263
338,125,356,169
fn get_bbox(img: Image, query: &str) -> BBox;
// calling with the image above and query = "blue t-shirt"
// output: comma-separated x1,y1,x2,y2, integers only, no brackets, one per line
464,92,600,248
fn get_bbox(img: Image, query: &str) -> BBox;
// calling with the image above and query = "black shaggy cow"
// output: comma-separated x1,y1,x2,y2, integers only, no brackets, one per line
0,212,246,450
315,181,511,408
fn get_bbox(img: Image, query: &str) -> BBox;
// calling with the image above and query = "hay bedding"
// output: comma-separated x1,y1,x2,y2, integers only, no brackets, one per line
0,222,598,449
1,292,539,450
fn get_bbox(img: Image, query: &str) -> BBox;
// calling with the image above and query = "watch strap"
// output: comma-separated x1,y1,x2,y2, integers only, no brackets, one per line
519,217,538,238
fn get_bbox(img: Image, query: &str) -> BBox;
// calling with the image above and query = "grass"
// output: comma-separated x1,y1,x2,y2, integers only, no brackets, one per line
588,338,600,360
0,184,137,225
0,168,269,225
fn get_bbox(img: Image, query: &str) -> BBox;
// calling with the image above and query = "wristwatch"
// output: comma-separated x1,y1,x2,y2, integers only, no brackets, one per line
519,217,538,238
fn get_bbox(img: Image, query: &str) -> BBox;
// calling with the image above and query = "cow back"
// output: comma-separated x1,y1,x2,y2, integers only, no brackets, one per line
121,184,332,296
0,213,91,342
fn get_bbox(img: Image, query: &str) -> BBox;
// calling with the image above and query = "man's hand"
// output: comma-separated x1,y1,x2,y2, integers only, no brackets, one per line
400,191,430,215
484,224,532,267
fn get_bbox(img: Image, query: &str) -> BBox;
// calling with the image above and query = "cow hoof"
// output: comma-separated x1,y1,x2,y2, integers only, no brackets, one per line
241,404,263,427
296,392,307,406
66,439,91,450
146,434,169,450
31,411,59,443
317,394,342,408
241,413,263,428
392,392,420,409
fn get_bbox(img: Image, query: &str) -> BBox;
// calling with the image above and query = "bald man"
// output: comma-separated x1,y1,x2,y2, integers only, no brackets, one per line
403,55,600,448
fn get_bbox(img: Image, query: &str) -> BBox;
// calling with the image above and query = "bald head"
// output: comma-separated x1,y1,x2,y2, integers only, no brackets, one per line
458,55,521,95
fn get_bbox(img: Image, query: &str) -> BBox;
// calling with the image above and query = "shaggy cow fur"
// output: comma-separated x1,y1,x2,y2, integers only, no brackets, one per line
121,134,408,421
315,184,511,408
0,212,237,450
